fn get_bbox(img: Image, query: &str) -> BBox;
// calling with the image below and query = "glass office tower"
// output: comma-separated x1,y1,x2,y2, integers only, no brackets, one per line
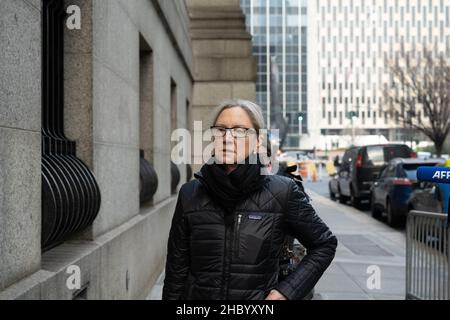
241,0,308,148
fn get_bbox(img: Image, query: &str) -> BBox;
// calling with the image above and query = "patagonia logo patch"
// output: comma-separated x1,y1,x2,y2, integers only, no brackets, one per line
248,214,263,220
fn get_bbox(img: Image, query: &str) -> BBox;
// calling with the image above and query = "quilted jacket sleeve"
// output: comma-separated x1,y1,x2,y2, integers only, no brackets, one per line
275,180,338,300
162,189,190,300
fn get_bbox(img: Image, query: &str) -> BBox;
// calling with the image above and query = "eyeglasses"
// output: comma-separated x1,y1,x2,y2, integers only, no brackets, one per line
210,126,257,138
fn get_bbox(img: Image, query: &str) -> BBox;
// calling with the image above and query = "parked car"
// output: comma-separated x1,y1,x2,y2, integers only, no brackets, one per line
329,144,414,208
417,151,432,160
408,182,448,215
407,167,449,249
370,158,444,227
278,150,310,162
328,172,339,201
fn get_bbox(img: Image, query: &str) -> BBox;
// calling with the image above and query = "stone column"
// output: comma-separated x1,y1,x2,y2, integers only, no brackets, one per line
187,0,257,171
0,0,42,291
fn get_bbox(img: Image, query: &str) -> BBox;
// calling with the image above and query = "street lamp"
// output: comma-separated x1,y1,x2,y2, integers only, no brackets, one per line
298,112,305,149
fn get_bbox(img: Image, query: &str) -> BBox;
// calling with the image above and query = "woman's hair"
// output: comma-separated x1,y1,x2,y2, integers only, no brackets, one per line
213,99,266,132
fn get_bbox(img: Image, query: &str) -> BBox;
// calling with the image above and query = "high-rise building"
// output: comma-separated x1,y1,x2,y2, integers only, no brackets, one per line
241,0,309,149
243,0,450,150
312,0,450,147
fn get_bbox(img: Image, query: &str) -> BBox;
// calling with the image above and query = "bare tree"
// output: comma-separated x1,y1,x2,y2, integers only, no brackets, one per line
384,48,450,156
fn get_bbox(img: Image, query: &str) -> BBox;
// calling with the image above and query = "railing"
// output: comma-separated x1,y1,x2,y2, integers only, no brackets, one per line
406,211,449,300
140,150,158,204
41,0,101,251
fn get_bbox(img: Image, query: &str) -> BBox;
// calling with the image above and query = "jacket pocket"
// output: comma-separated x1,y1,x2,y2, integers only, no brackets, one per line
232,212,274,265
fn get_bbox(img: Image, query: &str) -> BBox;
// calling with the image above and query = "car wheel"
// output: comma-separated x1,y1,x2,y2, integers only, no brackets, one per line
371,194,382,219
329,185,336,201
386,199,403,228
350,189,362,209
338,188,347,204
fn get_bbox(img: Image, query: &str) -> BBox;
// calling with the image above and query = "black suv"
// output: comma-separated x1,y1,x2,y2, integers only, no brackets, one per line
333,144,414,208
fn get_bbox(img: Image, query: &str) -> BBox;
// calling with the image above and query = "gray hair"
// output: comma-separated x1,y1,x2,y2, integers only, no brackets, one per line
213,99,266,132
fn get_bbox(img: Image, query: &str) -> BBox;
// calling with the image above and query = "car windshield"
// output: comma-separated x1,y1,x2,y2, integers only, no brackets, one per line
365,146,411,167
401,164,421,180
385,146,411,162
281,151,307,160
401,163,440,180
365,146,384,166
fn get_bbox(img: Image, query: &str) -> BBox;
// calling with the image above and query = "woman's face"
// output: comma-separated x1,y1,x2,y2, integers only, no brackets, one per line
213,107,260,165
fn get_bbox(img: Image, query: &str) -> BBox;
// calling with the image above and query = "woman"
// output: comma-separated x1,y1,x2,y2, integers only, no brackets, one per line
162,99,337,300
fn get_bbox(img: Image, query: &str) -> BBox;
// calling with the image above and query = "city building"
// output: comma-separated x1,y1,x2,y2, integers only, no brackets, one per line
240,0,309,149
242,0,450,150
311,0,450,149
189,0,257,173
0,0,255,299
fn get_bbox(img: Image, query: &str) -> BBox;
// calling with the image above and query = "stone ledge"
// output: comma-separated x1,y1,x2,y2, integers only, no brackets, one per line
0,271,54,300
189,8,245,19
0,196,177,300
193,39,252,58
191,30,252,40
190,19,247,30
194,57,257,81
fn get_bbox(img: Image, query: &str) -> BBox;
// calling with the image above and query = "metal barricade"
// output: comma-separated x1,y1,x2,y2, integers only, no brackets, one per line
406,211,449,300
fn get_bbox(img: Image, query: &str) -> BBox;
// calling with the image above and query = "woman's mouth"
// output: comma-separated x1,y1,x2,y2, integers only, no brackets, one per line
222,149,235,154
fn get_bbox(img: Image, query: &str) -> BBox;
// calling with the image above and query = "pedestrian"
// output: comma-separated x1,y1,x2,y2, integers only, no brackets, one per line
162,99,337,300
333,155,340,168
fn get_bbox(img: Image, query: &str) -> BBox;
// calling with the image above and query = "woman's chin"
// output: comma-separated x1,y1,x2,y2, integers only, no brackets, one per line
215,154,237,164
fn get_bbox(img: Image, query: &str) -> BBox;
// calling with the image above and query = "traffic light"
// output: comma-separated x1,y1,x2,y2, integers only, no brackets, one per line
297,112,306,122
347,111,358,119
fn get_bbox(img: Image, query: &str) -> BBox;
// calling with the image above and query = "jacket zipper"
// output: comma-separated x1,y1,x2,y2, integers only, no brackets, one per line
224,212,242,299
222,209,235,300
233,214,243,260
221,221,230,299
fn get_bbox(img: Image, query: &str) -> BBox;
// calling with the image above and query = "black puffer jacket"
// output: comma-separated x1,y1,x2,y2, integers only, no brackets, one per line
162,174,338,300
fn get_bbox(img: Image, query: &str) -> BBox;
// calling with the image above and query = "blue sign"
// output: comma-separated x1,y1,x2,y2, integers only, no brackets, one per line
416,167,450,184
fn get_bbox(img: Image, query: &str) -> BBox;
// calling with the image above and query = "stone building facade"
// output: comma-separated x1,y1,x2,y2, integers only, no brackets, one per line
0,0,255,299
188,0,257,171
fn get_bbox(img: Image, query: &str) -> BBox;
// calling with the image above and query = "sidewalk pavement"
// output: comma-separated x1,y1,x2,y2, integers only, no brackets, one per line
147,272,164,300
147,190,406,300
309,190,406,300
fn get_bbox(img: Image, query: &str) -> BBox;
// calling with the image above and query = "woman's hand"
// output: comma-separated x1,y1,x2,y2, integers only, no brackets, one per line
265,289,287,300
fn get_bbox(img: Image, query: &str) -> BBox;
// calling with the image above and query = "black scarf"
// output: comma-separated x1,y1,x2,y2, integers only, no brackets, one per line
194,154,268,219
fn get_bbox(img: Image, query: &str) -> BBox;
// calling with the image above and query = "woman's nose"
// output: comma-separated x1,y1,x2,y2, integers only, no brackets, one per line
224,130,234,142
